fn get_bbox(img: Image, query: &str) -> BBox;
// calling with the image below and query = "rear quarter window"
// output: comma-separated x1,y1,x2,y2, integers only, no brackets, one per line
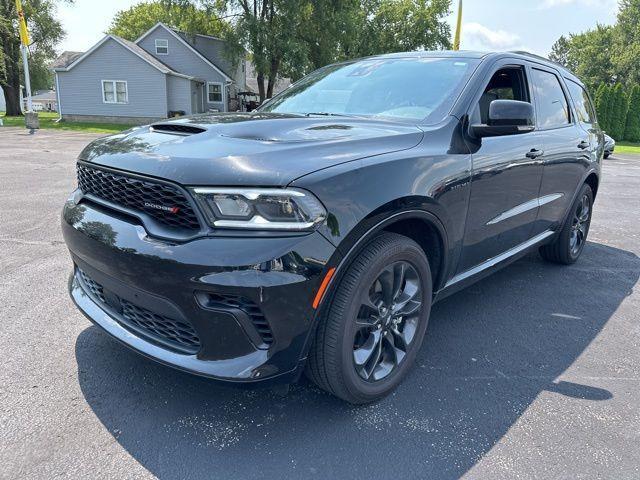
566,79,596,125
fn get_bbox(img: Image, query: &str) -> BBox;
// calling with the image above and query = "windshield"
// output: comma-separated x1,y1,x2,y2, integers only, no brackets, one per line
259,57,479,123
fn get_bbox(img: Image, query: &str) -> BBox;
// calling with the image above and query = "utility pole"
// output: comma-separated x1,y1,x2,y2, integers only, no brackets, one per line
453,0,463,51
15,0,38,132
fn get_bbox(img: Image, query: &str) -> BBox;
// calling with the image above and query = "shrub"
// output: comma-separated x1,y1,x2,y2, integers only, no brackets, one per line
624,85,640,142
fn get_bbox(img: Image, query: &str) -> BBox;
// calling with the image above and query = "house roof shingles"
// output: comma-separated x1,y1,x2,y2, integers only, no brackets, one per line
51,51,83,69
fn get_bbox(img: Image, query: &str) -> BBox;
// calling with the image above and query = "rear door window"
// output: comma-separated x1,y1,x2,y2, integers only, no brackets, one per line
531,68,571,129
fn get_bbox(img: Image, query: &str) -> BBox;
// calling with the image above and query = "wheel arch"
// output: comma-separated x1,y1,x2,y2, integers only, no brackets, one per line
298,204,452,381
584,171,599,199
332,203,451,295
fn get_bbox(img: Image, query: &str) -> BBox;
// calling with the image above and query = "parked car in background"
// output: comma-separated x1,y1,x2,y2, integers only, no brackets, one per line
62,51,602,404
604,133,615,158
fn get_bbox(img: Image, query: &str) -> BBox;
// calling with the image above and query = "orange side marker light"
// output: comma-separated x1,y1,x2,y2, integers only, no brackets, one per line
312,267,336,309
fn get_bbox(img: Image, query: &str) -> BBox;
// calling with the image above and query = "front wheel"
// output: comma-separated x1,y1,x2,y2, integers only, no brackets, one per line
539,183,594,264
305,232,432,404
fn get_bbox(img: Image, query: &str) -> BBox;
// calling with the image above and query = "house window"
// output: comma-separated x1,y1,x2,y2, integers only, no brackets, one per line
207,82,222,103
102,80,128,104
155,39,168,55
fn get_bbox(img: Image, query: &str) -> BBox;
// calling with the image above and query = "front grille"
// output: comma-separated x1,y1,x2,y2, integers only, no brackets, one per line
207,293,273,345
77,269,200,354
77,163,201,232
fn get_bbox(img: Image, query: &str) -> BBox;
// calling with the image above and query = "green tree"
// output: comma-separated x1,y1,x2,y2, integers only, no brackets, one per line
283,0,360,78
0,16,8,87
595,84,612,133
215,0,303,101
549,1,640,89
548,35,573,69
609,83,628,140
614,0,640,87
555,25,616,92
108,0,228,41
346,0,452,58
594,83,606,124
215,0,453,100
0,0,68,115
624,84,640,142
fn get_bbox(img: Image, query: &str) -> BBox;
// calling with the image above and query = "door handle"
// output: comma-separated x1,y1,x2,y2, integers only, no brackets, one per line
525,149,544,159
578,140,590,150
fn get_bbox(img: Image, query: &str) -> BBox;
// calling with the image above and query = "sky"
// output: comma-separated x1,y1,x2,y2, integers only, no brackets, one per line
56,0,619,57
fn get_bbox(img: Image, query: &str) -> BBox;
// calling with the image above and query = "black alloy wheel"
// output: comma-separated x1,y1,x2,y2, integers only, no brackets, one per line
353,261,422,382
540,183,594,265
306,232,432,404
569,193,591,257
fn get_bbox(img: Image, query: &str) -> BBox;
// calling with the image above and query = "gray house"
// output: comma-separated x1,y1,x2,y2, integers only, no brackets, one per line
54,23,246,123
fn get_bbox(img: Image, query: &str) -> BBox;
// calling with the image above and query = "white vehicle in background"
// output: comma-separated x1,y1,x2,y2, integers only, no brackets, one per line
604,133,615,158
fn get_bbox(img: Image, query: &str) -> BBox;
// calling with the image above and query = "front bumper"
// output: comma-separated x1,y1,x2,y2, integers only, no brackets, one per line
62,195,338,383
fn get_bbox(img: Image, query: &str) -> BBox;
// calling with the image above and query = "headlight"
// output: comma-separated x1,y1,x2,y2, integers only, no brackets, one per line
191,188,327,230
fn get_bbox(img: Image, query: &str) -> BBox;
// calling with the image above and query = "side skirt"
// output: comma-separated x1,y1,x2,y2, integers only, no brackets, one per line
433,229,555,303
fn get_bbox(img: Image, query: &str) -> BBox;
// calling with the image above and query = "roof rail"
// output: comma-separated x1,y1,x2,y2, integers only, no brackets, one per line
508,50,573,74
509,50,551,61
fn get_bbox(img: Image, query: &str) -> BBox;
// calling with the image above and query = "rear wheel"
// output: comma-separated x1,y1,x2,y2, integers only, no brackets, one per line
306,232,432,404
539,183,593,264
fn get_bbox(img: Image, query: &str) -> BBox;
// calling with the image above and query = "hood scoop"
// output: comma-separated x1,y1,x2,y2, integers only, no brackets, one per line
150,124,207,136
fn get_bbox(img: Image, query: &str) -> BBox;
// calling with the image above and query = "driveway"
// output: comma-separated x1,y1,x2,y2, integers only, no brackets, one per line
1,128,639,479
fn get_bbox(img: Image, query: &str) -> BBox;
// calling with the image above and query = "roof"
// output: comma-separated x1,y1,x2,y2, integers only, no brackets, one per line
51,51,83,69
135,22,232,81
53,34,199,81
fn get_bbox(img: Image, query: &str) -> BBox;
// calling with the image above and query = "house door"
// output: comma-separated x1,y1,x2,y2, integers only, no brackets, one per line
192,83,205,114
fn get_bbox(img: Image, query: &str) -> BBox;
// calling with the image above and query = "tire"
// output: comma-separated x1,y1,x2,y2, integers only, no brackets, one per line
604,152,610,159
305,232,432,404
539,183,594,265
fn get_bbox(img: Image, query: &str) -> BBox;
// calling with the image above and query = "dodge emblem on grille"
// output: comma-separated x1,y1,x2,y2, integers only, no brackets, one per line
144,202,180,214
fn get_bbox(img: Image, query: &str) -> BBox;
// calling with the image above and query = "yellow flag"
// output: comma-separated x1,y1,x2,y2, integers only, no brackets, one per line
453,0,462,51
16,0,30,46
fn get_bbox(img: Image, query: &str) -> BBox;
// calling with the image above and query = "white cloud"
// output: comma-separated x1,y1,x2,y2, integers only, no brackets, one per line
462,22,524,51
541,0,617,8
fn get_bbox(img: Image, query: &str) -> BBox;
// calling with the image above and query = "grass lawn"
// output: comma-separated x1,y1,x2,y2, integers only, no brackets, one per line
0,111,134,134
615,142,640,155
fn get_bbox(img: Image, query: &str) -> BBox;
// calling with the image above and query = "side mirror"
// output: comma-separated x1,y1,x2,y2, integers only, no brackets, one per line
471,99,535,138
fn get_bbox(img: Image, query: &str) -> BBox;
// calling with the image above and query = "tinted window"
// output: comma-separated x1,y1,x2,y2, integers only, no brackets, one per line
566,79,595,124
260,57,480,123
531,69,570,129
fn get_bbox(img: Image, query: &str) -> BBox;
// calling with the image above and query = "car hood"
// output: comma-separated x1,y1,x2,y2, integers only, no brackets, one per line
79,113,424,186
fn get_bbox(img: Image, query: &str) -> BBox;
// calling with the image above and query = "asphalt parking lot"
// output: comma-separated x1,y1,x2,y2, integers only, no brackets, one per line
1,128,639,479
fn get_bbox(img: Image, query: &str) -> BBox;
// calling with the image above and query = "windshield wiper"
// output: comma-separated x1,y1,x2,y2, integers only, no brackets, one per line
304,112,353,117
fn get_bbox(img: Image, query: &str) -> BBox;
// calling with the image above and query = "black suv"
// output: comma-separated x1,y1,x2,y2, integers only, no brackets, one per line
62,51,602,403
